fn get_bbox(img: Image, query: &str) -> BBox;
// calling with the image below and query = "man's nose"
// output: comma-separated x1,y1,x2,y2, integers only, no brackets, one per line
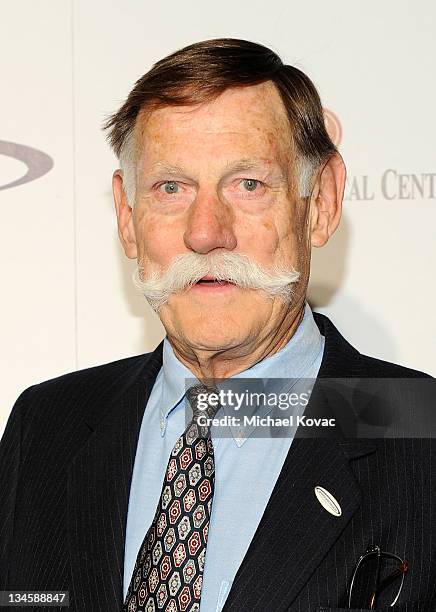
183,189,237,254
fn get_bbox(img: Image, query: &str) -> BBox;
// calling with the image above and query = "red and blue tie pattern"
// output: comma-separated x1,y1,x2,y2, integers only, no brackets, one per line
123,384,219,612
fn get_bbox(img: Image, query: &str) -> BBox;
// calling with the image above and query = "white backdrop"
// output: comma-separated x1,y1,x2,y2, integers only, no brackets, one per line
1,0,435,435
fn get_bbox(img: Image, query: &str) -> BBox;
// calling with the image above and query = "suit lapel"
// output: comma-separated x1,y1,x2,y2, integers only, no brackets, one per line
222,312,377,611
222,437,375,612
66,344,164,611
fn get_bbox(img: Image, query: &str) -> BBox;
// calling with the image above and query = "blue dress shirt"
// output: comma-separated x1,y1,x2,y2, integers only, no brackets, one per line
123,302,325,611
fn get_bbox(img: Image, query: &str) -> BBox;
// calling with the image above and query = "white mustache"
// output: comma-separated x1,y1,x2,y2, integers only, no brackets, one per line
133,252,300,312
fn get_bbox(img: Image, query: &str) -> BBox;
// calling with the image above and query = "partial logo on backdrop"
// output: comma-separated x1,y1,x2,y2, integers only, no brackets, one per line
0,141,53,191
323,108,342,147
322,110,435,202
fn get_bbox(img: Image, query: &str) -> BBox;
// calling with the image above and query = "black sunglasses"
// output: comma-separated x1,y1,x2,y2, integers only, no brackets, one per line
348,545,408,609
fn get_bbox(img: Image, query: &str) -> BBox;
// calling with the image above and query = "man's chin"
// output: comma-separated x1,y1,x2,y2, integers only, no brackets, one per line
157,289,273,351
159,308,250,352
166,317,243,351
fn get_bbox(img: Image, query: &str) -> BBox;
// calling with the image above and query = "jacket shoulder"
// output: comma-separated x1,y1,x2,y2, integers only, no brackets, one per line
360,353,432,378
7,346,163,439
34,352,153,391
20,352,152,403
312,310,432,378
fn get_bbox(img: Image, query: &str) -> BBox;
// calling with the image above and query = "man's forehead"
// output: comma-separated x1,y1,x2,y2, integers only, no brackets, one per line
134,84,293,176
137,81,290,136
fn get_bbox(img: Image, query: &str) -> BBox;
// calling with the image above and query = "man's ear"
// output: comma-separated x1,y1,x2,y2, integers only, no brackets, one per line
309,153,346,248
112,170,138,259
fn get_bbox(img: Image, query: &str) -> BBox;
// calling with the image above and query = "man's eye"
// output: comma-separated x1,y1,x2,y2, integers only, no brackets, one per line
160,181,180,194
241,179,260,192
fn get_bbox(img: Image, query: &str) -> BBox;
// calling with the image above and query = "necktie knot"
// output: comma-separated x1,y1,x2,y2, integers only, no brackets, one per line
185,384,221,425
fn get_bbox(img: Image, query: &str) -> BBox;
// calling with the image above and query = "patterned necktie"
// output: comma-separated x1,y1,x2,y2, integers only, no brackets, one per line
123,384,220,612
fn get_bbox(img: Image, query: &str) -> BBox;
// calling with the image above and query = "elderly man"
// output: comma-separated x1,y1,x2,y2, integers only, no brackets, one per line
0,39,434,612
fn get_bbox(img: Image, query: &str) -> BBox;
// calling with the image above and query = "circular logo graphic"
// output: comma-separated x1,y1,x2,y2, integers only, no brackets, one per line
323,108,342,147
0,140,53,191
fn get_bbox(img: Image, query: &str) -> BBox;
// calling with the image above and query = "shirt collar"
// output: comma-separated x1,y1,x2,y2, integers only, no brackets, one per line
160,302,324,443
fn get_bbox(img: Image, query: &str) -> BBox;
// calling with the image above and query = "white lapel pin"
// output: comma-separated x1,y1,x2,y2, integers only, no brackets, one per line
314,486,342,517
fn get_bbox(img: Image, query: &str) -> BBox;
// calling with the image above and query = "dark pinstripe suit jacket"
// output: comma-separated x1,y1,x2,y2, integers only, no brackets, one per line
0,313,435,612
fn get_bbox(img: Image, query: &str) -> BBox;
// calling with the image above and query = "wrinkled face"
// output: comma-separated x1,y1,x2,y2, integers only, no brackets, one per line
130,82,310,352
